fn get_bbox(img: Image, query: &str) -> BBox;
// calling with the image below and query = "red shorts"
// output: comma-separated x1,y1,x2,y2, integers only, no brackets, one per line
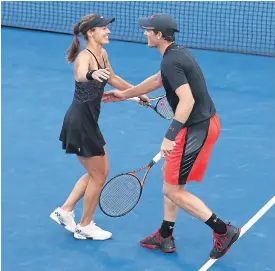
164,114,221,185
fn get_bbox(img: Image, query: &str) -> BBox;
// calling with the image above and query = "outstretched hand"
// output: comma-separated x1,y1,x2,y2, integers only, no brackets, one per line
102,90,126,103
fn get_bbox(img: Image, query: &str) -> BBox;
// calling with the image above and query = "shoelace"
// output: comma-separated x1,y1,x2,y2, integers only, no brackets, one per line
90,222,105,231
213,230,229,253
64,212,75,223
213,233,225,252
91,222,99,229
212,222,231,252
144,231,159,241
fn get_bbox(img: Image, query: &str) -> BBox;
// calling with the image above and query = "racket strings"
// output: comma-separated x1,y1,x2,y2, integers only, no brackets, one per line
156,98,174,119
100,174,142,217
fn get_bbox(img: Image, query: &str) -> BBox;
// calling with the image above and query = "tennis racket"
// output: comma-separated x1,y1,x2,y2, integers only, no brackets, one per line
127,95,174,120
99,152,162,217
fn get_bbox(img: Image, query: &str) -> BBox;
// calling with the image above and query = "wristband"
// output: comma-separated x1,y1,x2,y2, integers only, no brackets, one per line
86,70,96,80
165,119,184,141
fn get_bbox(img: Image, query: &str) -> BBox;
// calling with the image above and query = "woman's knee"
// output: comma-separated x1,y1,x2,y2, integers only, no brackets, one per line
79,155,109,184
89,166,109,182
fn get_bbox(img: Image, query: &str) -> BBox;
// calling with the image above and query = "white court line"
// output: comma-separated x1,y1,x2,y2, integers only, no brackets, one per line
198,196,275,271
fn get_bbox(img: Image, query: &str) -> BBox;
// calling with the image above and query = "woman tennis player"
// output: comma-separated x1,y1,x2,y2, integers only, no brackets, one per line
50,14,149,240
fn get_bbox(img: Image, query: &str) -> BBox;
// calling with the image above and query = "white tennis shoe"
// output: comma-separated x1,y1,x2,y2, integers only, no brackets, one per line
50,207,76,233
74,222,112,240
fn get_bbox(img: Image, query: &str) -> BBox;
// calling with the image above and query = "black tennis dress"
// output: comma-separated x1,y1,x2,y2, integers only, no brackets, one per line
59,49,107,157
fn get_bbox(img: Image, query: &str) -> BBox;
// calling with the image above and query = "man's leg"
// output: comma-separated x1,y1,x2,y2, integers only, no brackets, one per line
140,115,240,258
159,162,178,239
159,196,178,238
140,162,178,253
163,183,226,229
163,183,240,259
157,163,225,239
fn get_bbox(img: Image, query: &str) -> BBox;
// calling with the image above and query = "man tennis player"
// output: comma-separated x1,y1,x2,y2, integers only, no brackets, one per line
102,14,240,259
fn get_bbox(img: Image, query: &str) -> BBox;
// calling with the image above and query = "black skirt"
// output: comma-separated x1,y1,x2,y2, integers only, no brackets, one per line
59,101,105,158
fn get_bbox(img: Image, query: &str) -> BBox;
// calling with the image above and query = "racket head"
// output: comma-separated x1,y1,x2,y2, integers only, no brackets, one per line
99,173,143,217
154,97,174,120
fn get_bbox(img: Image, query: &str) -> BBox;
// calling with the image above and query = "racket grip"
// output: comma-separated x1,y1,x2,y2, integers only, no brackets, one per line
148,152,162,167
153,152,162,163
127,97,140,102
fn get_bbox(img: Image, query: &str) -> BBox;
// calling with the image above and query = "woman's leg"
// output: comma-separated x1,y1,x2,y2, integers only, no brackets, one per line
73,147,112,240
77,148,109,226
61,173,90,212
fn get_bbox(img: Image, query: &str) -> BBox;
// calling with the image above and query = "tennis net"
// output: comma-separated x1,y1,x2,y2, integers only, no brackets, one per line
1,1,275,56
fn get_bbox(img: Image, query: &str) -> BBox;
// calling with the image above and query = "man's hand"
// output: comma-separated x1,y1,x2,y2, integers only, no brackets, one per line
138,94,150,106
102,90,126,103
161,137,176,157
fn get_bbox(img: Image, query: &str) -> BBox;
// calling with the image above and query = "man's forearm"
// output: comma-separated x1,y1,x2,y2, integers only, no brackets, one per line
122,73,162,99
108,75,133,90
164,99,194,142
174,99,194,124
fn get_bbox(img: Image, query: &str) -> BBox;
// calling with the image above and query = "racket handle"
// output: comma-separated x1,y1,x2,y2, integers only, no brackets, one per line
148,152,162,167
153,152,162,163
127,97,140,102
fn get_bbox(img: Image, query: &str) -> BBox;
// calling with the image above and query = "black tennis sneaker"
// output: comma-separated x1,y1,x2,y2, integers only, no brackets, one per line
140,229,176,253
210,223,240,259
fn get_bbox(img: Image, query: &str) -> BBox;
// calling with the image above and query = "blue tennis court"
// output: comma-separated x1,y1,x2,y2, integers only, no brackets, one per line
2,2,275,271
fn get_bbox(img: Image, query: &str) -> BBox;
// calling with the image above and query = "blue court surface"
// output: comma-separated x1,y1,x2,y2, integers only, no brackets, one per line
2,27,275,271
